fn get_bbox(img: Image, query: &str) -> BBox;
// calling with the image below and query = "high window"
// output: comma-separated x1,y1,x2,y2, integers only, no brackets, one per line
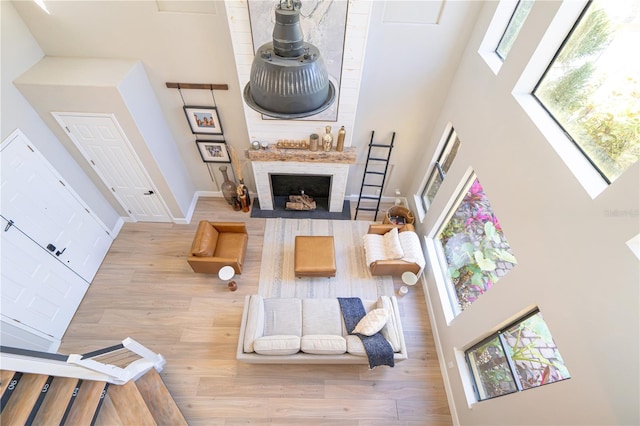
533,0,639,184
419,127,460,213
496,0,535,60
434,175,517,315
466,309,571,401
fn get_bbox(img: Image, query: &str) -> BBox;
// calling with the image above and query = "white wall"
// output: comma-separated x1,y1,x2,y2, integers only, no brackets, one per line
410,1,640,424
0,1,120,230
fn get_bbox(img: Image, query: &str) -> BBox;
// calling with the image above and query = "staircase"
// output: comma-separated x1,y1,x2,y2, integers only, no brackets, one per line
0,339,187,425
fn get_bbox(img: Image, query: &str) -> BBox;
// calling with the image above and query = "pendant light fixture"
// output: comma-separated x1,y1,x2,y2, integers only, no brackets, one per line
243,0,336,119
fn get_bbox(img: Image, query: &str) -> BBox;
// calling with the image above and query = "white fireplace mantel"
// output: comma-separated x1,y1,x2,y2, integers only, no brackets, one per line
249,147,357,212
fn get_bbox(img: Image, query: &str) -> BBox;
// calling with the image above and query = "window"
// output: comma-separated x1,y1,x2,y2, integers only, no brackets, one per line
434,175,517,315
496,0,535,60
466,309,571,401
420,127,460,212
533,0,640,184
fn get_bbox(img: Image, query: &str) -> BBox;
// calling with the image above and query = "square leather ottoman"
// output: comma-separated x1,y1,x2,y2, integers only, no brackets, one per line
294,236,336,278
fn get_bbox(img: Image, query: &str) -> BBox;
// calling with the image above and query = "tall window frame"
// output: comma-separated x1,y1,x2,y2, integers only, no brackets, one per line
465,309,571,402
495,0,535,61
419,127,460,215
479,0,535,74
531,0,639,186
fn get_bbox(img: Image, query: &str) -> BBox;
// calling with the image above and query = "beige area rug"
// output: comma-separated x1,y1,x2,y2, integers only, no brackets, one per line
258,218,395,299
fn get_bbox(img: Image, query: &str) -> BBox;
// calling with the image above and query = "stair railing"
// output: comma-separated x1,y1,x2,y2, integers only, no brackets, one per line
0,337,164,385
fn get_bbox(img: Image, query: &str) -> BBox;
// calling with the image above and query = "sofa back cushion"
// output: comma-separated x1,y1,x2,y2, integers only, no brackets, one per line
191,221,219,257
302,299,343,336
264,298,302,336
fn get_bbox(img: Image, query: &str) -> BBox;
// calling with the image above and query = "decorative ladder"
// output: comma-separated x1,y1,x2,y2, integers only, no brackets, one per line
0,338,187,425
355,131,395,221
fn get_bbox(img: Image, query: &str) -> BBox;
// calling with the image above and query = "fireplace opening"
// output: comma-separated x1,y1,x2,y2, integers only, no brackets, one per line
270,174,331,210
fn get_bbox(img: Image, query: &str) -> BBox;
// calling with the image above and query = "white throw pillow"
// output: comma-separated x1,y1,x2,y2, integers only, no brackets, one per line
353,308,390,336
383,227,404,260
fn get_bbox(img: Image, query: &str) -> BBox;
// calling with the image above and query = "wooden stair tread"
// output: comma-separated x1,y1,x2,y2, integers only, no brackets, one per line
0,373,49,425
94,394,124,426
107,380,157,425
31,376,79,426
135,369,187,426
64,380,107,425
0,370,17,400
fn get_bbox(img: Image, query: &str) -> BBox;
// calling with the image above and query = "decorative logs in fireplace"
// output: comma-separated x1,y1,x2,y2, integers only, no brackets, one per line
286,192,317,210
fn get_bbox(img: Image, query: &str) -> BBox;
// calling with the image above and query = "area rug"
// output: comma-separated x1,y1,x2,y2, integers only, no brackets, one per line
258,218,395,299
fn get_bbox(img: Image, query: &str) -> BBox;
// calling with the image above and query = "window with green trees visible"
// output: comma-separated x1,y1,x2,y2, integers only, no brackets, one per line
466,309,571,401
534,0,640,183
435,175,517,315
496,0,535,60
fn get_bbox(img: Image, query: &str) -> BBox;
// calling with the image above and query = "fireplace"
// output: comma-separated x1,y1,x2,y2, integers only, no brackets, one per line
270,174,331,210
248,147,356,213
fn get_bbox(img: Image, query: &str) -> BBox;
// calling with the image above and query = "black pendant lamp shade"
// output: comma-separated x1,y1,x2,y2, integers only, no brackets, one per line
243,0,336,119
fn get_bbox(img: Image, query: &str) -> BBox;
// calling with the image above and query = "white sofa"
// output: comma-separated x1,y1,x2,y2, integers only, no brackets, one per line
236,294,408,364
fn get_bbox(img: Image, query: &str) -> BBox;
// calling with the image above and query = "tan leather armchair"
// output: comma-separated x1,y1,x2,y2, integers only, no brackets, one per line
366,224,422,277
187,221,248,274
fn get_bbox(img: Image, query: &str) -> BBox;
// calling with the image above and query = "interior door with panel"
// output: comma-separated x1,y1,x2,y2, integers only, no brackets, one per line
1,131,112,282
53,113,172,223
1,216,89,342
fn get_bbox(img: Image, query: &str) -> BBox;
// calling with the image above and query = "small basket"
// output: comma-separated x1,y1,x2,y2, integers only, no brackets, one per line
383,206,415,225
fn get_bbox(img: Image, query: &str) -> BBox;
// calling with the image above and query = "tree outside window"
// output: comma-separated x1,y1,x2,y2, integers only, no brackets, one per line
534,0,640,183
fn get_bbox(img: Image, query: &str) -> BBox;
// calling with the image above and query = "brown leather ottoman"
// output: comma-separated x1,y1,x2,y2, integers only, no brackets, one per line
294,236,336,278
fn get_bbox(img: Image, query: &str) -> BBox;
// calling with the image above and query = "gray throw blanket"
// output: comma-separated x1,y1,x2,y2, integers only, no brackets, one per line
338,297,394,369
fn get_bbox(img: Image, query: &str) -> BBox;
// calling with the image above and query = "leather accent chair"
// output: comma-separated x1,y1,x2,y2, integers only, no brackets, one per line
187,221,248,274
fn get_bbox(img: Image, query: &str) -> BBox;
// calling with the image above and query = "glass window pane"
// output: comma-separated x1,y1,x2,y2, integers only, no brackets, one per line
437,177,518,312
503,312,571,390
496,0,535,60
467,336,518,400
421,164,444,210
534,0,640,183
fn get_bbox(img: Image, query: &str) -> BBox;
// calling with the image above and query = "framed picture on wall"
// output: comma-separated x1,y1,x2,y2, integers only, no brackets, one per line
196,140,230,163
184,106,224,135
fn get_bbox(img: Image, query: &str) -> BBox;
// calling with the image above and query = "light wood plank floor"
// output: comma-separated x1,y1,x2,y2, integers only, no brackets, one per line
60,198,452,425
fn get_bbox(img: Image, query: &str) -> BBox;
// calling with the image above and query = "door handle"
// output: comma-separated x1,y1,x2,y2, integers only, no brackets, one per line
144,190,154,195
56,247,66,257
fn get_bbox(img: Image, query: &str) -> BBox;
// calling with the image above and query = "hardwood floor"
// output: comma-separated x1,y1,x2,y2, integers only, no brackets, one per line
60,198,452,425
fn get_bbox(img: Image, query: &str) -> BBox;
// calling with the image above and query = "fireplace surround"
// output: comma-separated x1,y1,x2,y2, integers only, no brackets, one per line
248,146,356,213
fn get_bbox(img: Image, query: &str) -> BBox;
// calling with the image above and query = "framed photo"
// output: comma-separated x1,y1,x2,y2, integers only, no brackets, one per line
196,140,230,163
184,106,223,135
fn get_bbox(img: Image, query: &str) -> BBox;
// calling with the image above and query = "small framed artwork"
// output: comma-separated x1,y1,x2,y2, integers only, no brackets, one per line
196,140,230,163
184,106,223,135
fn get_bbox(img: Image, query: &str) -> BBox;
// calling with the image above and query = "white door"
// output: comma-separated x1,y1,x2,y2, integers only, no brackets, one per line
1,131,112,282
1,216,89,340
53,113,171,222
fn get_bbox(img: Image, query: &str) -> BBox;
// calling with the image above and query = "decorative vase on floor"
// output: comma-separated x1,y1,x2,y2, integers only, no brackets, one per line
219,166,236,205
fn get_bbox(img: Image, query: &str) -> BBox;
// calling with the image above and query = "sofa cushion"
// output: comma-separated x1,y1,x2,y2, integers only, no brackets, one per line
377,296,401,352
302,299,342,336
192,221,219,257
254,335,301,355
243,294,265,353
301,335,347,355
264,298,302,336
383,227,404,260
353,308,390,336
345,335,367,357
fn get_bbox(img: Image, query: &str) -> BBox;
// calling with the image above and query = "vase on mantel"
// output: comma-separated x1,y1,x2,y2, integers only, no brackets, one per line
219,166,236,205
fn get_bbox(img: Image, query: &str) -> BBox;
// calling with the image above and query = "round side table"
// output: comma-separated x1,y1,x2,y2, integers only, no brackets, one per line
398,271,419,296
218,266,237,291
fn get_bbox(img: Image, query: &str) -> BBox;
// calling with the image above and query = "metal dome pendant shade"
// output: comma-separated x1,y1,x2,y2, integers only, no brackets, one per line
243,0,336,119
